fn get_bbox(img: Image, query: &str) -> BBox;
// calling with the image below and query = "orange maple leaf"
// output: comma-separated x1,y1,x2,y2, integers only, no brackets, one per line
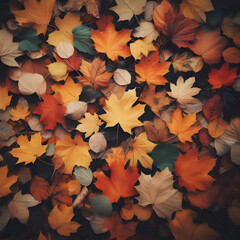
34,94,66,130
166,107,201,143
208,63,238,89
95,147,139,203
174,148,216,192
188,29,227,65
92,15,131,61
78,57,113,89
11,0,56,35
135,51,170,85
30,176,51,202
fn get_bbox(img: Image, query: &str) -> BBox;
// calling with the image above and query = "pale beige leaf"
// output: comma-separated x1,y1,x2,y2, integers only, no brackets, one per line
65,101,87,120
56,41,74,58
113,69,131,86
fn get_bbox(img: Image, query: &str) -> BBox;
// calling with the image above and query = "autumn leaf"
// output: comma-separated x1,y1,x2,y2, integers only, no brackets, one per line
30,176,51,202
105,211,138,240
166,107,202,143
63,0,100,18
0,166,18,197
11,0,56,35
139,85,171,117
55,133,92,174
95,147,139,203
174,148,216,192
110,0,146,21
188,29,227,65
47,12,82,46
121,132,156,169
48,205,80,236
0,28,23,67
180,0,214,23
9,132,47,165
208,117,228,138
135,168,182,219
135,51,170,85
208,63,238,89
144,118,169,142
0,86,12,111
51,76,82,106
10,103,30,121
172,52,203,73
223,47,240,64
78,57,113,89
92,15,131,61
203,95,223,122
169,210,220,240
34,94,66,130
76,112,103,138
167,76,201,105
100,89,145,134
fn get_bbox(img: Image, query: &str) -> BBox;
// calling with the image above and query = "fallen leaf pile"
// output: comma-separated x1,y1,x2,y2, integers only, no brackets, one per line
0,0,240,239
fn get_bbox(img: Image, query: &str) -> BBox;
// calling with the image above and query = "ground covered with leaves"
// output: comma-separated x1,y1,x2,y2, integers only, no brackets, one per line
0,0,240,239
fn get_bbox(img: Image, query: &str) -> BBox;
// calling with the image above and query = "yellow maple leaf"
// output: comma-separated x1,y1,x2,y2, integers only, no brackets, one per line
51,76,82,106
47,12,82,46
10,103,30,121
11,0,56,35
100,89,145,134
166,107,202,143
0,86,12,111
180,0,214,23
48,205,80,236
130,38,156,60
9,133,47,165
77,113,103,138
121,132,156,169
55,133,92,174
0,166,18,197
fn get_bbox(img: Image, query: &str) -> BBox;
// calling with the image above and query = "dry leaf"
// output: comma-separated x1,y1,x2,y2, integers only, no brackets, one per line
113,69,131,86
56,41,74,59
223,47,240,64
0,86,12,111
208,117,228,138
10,103,30,121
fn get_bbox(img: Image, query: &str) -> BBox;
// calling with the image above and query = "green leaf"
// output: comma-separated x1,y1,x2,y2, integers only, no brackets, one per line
72,25,95,55
151,144,180,172
90,194,112,217
18,27,42,52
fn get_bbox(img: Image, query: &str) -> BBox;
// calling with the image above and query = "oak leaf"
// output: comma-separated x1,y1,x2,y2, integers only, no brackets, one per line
51,76,82,106
95,147,139,203
0,86,12,111
144,118,169,142
180,0,214,23
0,166,18,197
92,15,131,61
135,168,182,219
188,29,227,65
208,63,238,89
100,89,145,134
63,0,101,18
174,148,216,192
78,57,113,89
30,176,51,202
110,0,146,21
0,28,23,67
10,103,30,121
105,211,138,240
9,132,47,165
34,94,66,130
167,76,201,105
139,85,171,117
47,12,82,46
76,112,103,138
121,132,156,169
135,51,170,85
11,0,56,35
169,210,220,240
166,107,202,143
55,133,92,174
48,205,80,236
